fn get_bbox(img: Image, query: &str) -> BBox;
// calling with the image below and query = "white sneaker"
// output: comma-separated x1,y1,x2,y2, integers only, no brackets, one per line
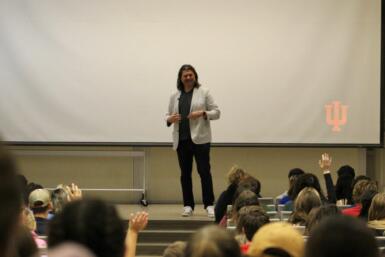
206,206,215,218
181,206,193,217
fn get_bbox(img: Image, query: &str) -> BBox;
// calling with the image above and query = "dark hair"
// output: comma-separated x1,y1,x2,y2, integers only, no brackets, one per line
306,204,340,235
288,168,305,179
289,173,326,201
47,199,126,257
335,173,354,204
232,190,259,224
185,225,241,257
176,64,201,91
237,206,270,241
16,175,28,205
351,175,370,190
233,176,261,201
0,142,22,257
305,216,379,257
337,165,355,178
359,188,378,220
51,188,70,214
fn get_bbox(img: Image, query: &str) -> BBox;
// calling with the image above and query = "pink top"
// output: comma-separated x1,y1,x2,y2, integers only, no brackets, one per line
31,230,47,248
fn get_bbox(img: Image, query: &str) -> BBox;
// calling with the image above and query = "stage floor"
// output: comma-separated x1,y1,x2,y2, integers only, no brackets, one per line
115,204,214,221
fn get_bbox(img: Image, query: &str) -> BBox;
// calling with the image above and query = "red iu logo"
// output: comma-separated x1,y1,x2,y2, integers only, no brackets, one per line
325,101,348,132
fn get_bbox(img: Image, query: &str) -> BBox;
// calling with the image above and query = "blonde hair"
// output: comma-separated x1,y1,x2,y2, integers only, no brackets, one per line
290,187,322,226
227,165,247,185
23,208,36,231
163,241,186,257
352,180,377,204
368,193,385,221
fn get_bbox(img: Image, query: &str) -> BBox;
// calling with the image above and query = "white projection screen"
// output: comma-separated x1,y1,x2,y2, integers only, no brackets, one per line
0,0,382,145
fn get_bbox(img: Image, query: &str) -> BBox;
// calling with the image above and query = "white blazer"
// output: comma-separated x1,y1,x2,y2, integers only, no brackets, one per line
166,87,220,150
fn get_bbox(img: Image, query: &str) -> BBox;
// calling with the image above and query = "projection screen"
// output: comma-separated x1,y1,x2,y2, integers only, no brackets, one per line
0,0,381,145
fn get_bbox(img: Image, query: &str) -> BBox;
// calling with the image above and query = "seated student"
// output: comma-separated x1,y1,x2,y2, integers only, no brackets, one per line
305,216,379,257
48,199,148,257
236,206,270,254
342,179,378,217
306,204,340,235
231,190,260,227
185,225,241,257
215,165,248,223
0,141,23,257
289,187,322,226
368,192,385,229
162,241,186,257
277,168,305,205
29,188,52,235
318,153,356,205
358,188,378,220
289,173,327,207
20,207,47,248
51,183,82,214
248,222,304,257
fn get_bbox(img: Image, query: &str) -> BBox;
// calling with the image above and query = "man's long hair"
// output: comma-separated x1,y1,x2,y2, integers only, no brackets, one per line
177,64,201,90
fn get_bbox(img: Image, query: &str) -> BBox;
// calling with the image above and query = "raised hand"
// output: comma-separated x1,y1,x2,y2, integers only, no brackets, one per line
318,153,332,171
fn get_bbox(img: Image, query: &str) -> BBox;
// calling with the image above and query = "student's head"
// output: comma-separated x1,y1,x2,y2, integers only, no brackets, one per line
163,241,186,257
248,222,304,257
305,216,379,257
21,207,37,231
368,192,385,221
232,190,259,222
358,188,378,219
185,225,241,257
352,179,378,204
51,185,71,214
48,199,126,257
351,175,370,191
294,187,322,214
290,173,324,201
337,165,355,178
0,142,22,257
237,206,270,241
227,165,247,185
306,204,340,235
290,187,322,226
29,188,52,215
177,64,201,90
234,176,261,200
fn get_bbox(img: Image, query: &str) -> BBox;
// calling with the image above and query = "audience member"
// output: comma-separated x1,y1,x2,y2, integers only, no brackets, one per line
215,165,248,223
162,241,186,257
248,222,304,257
342,179,378,217
29,188,52,235
237,205,270,254
305,215,379,257
306,204,340,235
185,225,241,257
277,168,305,204
289,187,322,226
0,142,23,257
368,192,385,229
358,188,378,220
48,199,148,257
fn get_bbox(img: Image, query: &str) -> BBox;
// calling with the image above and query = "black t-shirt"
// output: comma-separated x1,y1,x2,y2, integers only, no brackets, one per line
178,89,193,141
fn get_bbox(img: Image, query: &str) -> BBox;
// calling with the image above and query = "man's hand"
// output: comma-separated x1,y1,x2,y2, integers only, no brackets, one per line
167,113,181,124
187,110,205,120
318,153,332,171
129,211,148,233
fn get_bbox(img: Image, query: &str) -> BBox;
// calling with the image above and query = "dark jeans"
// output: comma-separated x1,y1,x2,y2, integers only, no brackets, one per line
176,138,215,209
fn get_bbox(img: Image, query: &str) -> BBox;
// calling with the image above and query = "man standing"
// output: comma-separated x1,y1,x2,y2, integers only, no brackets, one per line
166,64,220,217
